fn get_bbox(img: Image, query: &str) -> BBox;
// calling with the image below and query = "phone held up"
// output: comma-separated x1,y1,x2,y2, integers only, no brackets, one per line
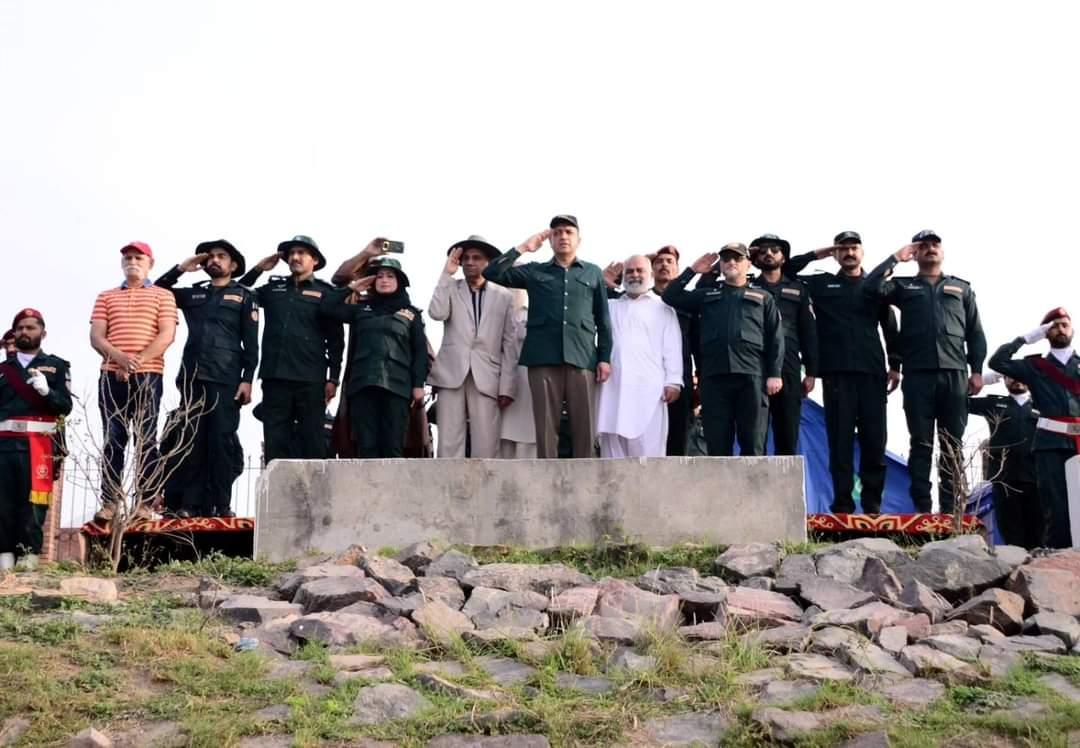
382,240,405,254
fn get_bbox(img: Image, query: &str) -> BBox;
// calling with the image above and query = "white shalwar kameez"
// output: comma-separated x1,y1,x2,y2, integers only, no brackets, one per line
596,292,683,457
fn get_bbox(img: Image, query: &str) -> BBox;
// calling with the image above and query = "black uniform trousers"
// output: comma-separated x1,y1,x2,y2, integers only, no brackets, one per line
767,369,803,456
98,372,163,506
823,373,888,514
0,450,47,555
992,475,1042,549
1035,449,1073,549
902,370,968,514
181,381,241,514
700,374,768,456
262,379,326,463
350,386,410,458
665,395,692,456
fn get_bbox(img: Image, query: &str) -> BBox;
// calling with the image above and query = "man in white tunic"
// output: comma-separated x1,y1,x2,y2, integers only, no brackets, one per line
597,255,683,457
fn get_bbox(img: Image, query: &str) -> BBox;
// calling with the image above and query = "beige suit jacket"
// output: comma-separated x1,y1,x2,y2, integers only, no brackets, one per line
428,274,517,399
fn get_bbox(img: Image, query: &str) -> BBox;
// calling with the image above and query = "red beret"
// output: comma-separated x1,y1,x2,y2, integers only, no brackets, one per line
654,245,680,260
1042,307,1070,325
1,329,13,341
12,308,44,328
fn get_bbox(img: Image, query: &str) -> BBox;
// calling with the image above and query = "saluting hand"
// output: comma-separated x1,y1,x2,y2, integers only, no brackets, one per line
602,262,623,290
766,377,783,396
596,362,611,384
814,246,837,259
348,276,376,294
691,253,720,274
234,382,252,405
178,253,210,273
893,244,919,262
516,229,551,254
445,247,463,275
254,253,281,272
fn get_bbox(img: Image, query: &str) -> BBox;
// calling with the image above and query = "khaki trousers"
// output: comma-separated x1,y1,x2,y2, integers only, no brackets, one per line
527,365,596,458
436,373,501,458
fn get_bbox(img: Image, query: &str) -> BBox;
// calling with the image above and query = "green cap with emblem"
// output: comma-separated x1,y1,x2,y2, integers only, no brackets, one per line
364,255,411,288
277,234,327,271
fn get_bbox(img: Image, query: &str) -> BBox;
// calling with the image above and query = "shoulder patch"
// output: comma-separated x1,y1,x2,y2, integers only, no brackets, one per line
743,290,765,303
36,365,57,374
942,284,964,296
223,293,244,303
781,287,802,298
301,289,323,299
396,308,416,321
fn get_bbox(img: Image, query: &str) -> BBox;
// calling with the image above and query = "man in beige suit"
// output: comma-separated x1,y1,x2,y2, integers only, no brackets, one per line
429,236,518,458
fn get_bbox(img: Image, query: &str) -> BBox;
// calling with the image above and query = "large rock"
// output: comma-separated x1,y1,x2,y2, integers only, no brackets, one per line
68,727,112,748
277,563,365,600
992,634,1067,654
548,586,599,622
425,550,478,581
782,653,855,682
856,557,903,602
416,673,500,701
291,612,420,649
775,554,818,595
415,576,466,610
945,588,1025,634
58,577,119,604
293,577,389,612
462,586,549,632
898,644,982,684
554,673,613,695
679,622,726,641
975,643,1023,679
813,539,909,585
218,595,302,625
350,683,431,725
250,614,302,655
460,563,591,595
798,577,875,611
412,600,475,643
394,541,443,573
715,543,780,580
637,567,703,595
752,707,823,742
1006,566,1080,616
724,586,803,628
1023,611,1080,648
921,634,982,662
758,679,821,707
811,601,912,635
1027,548,1080,575
596,578,680,627
360,555,416,596
876,626,908,655
743,624,812,653
880,677,946,709
900,536,1014,598
636,713,730,747
896,580,952,622
474,655,537,686
809,627,912,677
581,615,641,644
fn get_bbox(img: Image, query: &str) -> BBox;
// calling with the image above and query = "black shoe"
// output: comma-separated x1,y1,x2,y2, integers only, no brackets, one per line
214,508,236,519
175,509,193,519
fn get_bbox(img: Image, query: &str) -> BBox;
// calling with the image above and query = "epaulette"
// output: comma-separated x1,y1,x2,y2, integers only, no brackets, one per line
946,275,971,286
1024,353,1043,361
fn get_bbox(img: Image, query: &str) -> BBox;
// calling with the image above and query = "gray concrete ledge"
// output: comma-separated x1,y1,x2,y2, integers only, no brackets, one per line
253,457,807,561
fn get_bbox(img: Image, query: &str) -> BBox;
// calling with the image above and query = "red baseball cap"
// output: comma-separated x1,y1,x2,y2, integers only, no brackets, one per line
12,308,45,328
121,241,154,259
1042,307,1071,324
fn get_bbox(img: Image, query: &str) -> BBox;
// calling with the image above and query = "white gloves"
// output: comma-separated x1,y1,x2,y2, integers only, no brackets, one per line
982,371,1003,387
27,369,49,396
1023,323,1053,344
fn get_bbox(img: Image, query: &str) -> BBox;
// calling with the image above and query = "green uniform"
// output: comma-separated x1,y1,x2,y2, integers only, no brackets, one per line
0,353,72,555
240,268,344,462
865,256,986,512
322,289,428,458
750,275,818,455
989,338,1080,548
784,252,901,513
662,269,783,456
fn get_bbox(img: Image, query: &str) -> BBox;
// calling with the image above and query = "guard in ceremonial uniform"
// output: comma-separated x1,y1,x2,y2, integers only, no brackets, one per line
967,372,1040,548
784,231,901,514
989,307,1080,548
749,234,819,455
0,309,72,568
865,231,986,513
322,257,428,457
2,330,14,359
155,240,259,517
240,235,344,463
662,243,784,456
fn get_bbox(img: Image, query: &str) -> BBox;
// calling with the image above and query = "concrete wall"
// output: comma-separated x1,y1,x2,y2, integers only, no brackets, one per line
253,457,806,561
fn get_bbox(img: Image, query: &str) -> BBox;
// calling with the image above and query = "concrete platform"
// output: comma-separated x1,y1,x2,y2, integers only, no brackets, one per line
253,457,807,561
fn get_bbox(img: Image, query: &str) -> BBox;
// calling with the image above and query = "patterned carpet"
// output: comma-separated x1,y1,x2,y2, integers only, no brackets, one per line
81,516,255,537
807,513,982,536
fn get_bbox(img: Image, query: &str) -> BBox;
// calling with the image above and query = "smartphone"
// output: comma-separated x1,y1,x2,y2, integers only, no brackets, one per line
382,240,405,254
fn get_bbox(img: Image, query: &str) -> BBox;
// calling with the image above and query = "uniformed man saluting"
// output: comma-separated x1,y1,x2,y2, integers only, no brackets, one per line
0,309,73,570
865,230,987,514
662,243,783,456
748,234,819,456
155,240,259,517
321,257,428,458
240,235,344,463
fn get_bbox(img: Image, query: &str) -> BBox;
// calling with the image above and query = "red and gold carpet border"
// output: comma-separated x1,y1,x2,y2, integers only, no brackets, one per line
81,517,254,537
807,513,982,535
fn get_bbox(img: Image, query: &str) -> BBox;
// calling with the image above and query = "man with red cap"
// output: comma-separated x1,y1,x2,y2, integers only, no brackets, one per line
0,308,72,570
90,241,178,522
989,307,1080,548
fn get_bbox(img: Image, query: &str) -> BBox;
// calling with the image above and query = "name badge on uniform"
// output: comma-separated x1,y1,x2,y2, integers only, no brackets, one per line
396,308,416,321
223,293,243,303
903,283,922,290
943,284,963,296
743,290,764,303
301,290,323,299
192,293,207,300
827,283,842,288
781,287,802,298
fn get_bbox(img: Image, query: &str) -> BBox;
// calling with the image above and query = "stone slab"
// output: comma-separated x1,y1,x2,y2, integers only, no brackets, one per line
255,457,806,559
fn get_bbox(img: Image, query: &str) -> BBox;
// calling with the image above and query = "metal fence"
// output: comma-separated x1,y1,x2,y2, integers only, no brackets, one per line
58,453,265,528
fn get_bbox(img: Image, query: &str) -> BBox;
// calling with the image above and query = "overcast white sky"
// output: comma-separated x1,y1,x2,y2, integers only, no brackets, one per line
1,1,1077,482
